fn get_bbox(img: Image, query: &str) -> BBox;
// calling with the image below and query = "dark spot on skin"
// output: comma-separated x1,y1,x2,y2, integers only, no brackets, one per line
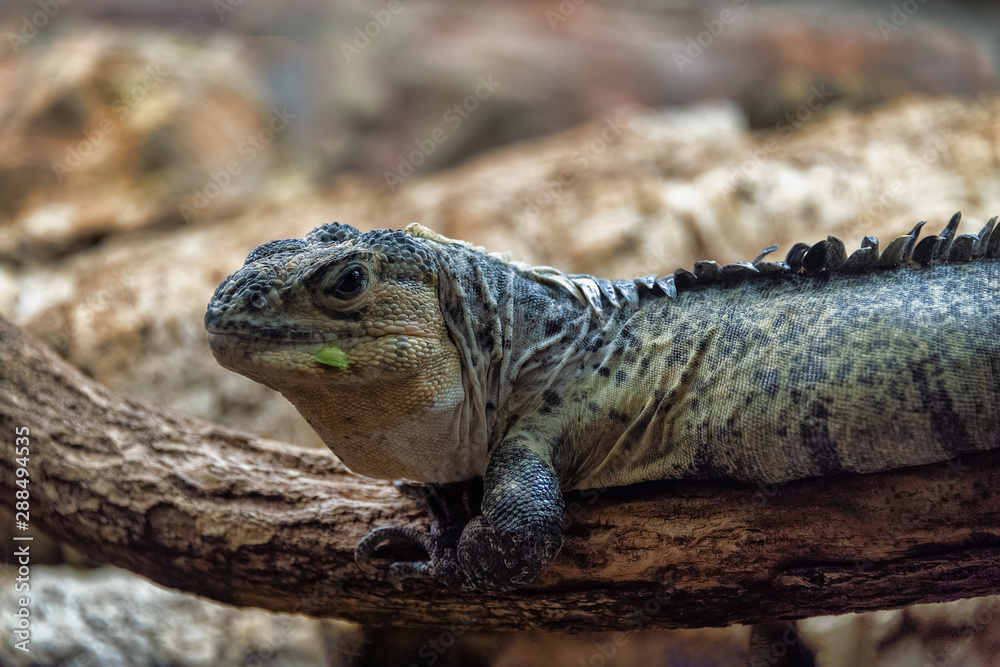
910,359,975,456
753,370,780,399
539,390,562,415
615,370,628,385
835,362,853,382
692,425,726,478
640,357,651,372
598,367,611,378
800,400,843,474
587,402,599,413
749,329,770,346
486,401,495,412
608,409,621,421
626,331,642,351
776,426,788,438
545,319,564,336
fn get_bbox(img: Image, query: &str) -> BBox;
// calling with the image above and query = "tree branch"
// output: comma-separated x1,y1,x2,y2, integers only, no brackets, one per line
1,315,998,631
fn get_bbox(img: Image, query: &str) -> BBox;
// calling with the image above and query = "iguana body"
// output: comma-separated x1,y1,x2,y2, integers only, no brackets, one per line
205,213,1000,590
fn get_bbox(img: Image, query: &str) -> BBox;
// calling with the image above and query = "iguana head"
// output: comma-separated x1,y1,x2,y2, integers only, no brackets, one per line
205,222,482,481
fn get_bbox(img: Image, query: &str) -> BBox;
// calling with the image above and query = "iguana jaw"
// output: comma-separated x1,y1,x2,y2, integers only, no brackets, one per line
207,325,474,481
206,331,345,380
206,330,433,387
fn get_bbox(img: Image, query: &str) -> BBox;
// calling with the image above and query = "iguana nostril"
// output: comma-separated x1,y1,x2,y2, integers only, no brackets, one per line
249,292,267,309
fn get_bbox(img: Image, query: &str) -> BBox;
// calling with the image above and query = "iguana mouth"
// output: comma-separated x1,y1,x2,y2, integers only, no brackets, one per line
205,332,333,360
205,330,329,345
206,332,354,380
206,328,432,377
206,324,430,343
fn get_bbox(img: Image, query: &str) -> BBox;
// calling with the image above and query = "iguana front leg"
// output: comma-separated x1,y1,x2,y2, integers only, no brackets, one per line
356,439,565,591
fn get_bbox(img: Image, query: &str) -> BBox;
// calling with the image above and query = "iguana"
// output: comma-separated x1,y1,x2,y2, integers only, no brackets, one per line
205,212,1000,591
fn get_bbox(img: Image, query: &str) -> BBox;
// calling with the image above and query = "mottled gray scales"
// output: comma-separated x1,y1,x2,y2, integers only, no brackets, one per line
206,215,1000,591
569,262,999,488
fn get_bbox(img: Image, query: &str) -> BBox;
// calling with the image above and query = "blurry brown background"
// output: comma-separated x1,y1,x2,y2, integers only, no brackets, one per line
1,0,1000,665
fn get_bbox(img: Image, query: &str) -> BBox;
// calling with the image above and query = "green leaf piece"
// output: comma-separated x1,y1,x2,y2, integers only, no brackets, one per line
314,346,349,369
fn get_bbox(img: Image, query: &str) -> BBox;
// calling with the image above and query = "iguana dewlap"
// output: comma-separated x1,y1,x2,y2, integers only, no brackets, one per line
205,213,1000,591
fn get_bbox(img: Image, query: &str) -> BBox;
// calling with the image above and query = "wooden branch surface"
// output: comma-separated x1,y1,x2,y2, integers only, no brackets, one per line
1,315,998,631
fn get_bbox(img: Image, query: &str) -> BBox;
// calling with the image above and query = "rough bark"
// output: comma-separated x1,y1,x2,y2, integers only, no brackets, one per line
1,315,998,632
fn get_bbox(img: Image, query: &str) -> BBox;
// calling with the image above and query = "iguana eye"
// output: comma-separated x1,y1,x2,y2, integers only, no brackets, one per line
327,265,367,299
311,262,370,310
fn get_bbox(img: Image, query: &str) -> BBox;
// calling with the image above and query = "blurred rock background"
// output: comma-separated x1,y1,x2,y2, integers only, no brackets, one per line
1,0,999,665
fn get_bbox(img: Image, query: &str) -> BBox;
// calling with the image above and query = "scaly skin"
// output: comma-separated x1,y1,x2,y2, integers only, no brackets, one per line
205,214,1000,591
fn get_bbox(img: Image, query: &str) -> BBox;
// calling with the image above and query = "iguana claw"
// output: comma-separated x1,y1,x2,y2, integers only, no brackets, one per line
354,483,476,589
355,525,432,573
354,526,438,589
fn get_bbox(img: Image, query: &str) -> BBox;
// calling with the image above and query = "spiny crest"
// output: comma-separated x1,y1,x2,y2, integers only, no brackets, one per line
402,222,638,304
243,238,306,266
246,222,440,271
405,223,513,263
546,212,999,314
305,222,361,245
242,222,360,266
305,223,437,272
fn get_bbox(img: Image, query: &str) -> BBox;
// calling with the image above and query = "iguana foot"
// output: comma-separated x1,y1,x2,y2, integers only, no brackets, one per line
355,444,565,591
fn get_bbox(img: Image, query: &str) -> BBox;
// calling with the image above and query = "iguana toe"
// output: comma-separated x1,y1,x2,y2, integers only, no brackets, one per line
354,525,431,574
